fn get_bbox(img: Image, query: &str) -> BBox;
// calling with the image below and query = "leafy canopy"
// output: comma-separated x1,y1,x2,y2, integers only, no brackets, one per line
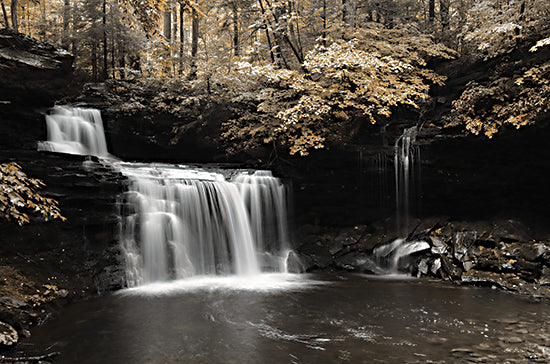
444,40,550,138
222,24,456,156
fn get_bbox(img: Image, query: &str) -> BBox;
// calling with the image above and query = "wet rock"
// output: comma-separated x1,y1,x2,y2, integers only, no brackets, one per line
539,266,550,286
285,251,304,273
296,241,333,271
0,321,18,348
431,240,447,255
491,219,533,243
431,258,441,275
463,261,474,272
499,336,524,344
417,258,430,276
0,297,27,309
0,29,73,106
514,242,548,262
441,255,462,280
333,253,383,274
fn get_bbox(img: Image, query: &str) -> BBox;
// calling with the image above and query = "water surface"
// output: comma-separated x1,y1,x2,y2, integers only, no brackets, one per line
23,274,549,363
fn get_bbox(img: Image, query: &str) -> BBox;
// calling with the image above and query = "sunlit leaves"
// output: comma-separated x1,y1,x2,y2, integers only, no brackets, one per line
456,0,550,59
222,24,454,156
444,62,550,138
530,37,550,53
0,163,65,226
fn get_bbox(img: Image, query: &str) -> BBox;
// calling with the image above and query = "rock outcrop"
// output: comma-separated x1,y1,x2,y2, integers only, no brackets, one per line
0,29,73,106
296,218,550,300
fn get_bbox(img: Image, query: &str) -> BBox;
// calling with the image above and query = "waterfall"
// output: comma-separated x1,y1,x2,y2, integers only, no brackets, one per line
117,163,292,287
394,126,420,235
37,105,109,157
361,126,426,275
372,238,430,274
38,106,294,288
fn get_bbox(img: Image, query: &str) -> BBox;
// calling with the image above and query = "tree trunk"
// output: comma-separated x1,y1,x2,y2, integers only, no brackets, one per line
179,4,184,74
39,0,46,40
439,0,450,32
263,0,301,66
10,0,17,32
191,8,198,58
258,0,276,64
342,0,347,24
102,0,108,80
163,9,172,41
111,34,115,79
322,0,327,46
1,1,10,29
163,6,172,75
190,7,199,78
91,42,98,80
232,4,239,57
62,0,71,49
428,0,435,22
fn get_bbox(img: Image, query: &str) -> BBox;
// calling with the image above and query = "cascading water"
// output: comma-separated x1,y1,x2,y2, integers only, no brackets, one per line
117,163,292,287
38,106,295,288
37,105,109,157
394,126,420,235
370,126,426,274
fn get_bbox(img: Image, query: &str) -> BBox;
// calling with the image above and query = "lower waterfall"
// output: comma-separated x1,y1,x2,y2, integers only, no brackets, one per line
116,163,292,287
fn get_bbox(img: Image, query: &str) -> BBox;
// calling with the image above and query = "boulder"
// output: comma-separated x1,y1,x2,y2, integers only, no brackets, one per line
0,321,18,348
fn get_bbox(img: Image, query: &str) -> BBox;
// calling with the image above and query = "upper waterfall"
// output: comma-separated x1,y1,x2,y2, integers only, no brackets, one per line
37,105,109,157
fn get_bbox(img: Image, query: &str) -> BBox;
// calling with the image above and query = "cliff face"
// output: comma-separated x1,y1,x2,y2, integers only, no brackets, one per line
0,32,124,351
0,29,73,106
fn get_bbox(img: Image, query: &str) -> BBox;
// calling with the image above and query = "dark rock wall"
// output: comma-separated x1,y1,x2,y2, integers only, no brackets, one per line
0,105,125,296
0,29,74,106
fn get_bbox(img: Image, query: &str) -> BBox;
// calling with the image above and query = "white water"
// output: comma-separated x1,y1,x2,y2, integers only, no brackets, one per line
394,126,420,234
362,126,426,275
37,105,109,157
115,162,294,287
38,106,295,288
373,238,430,273
119,273,324,296
116,163,293,286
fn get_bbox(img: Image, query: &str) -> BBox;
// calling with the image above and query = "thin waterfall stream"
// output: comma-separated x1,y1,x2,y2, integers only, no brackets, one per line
372,126,427,274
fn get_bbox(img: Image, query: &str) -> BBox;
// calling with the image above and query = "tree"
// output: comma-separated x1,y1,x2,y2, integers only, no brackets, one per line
221,24,456,156
0,163,65,226
444,40,550,138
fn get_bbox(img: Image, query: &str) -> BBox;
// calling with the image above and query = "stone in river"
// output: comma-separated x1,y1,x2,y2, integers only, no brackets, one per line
499,336,524,344
0,321,18,348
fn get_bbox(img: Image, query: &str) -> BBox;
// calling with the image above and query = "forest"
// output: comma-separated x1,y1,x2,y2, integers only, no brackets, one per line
1,0,549,156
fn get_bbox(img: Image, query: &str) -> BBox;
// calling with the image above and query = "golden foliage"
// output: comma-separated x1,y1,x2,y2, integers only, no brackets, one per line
0,163,65,226
222,24,455,156
444,60,550,137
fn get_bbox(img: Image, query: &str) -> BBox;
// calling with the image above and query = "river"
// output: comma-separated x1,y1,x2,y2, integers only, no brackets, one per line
21,274,549,363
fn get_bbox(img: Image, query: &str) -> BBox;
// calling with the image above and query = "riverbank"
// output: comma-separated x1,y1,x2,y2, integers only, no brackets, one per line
296,218,550,302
